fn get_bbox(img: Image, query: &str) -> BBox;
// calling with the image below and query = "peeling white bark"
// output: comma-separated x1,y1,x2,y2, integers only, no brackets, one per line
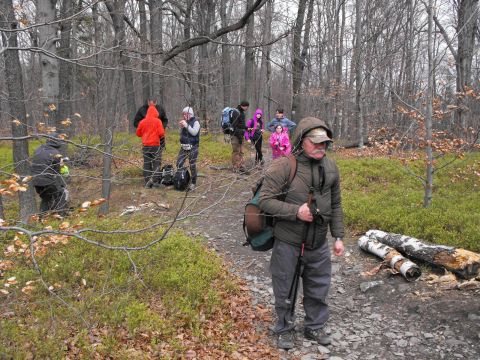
367,230,480,279
358,235,421,282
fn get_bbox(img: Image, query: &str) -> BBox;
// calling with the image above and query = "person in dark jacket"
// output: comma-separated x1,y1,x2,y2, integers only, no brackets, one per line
31,133,68,216
259,117,345,350
231,100,249,173
133,97,168,149
136,103,165,188
176,106,200,191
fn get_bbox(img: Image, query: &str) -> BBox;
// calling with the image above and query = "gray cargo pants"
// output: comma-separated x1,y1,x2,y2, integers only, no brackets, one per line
270,239,331,334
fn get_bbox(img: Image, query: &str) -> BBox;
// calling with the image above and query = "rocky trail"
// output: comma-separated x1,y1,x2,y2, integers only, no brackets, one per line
179,166,480,360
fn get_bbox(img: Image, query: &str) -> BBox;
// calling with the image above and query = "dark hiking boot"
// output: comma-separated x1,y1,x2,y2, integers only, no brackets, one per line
237,167,251,175
304,327,331,346
277,331,294,350
145,180,153,189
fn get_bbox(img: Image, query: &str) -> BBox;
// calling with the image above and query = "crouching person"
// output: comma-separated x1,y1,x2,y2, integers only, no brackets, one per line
177,106,200,191
31,133,69,216
259,117,345,350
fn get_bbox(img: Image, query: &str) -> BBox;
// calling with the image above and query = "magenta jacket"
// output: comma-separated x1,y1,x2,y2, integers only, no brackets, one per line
269,130,291,159
244,108,264,140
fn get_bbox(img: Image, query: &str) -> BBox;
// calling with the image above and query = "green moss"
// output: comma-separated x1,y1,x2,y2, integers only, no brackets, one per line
340,153,480,251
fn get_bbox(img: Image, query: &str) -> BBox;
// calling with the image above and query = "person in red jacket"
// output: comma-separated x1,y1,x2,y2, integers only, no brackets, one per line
136,102,165,188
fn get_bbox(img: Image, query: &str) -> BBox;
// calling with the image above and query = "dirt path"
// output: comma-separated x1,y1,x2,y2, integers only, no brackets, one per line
181,166,480,360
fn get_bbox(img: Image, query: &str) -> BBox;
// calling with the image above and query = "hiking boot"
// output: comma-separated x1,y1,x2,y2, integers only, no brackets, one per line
188,183,196,191
145,180,153,189
237,167,250,175
151,182,163,189
304,327,331,346
277,331,294,350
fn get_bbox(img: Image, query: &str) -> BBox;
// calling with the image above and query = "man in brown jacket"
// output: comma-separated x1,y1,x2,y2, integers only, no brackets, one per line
259,117,345,350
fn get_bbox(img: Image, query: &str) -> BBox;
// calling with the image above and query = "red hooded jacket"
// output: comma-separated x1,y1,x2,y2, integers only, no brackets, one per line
136,105,165,146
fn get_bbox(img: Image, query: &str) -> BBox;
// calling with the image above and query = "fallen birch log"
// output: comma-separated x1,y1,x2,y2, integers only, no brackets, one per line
367,230,480,279
358,235,422,282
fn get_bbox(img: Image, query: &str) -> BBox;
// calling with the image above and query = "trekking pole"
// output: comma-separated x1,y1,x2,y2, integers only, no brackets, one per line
285,187,314,318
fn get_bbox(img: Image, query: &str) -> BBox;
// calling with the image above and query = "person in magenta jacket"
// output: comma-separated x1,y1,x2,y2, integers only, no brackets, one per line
269,124,291,159
245,108,265,165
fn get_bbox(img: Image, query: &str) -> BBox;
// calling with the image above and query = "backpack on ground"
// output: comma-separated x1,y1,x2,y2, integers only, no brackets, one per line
173,168,191,191
221,107,240,135
243,154,297,251
159,164,174,186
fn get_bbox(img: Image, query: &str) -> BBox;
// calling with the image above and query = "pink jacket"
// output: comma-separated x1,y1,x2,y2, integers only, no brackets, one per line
269,130,291,159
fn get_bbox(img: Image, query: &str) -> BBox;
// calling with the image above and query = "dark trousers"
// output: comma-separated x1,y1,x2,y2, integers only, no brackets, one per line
35,184,67,215
270,240,331,334
142,146,162,184
176,144,199,184
252,132,263,163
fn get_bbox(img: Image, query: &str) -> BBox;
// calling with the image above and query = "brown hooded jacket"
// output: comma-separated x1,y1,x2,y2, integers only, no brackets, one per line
258,117,344,249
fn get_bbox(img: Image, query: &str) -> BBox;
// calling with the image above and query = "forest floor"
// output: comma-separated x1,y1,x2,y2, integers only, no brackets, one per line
164,159,480,360
69,148,480,360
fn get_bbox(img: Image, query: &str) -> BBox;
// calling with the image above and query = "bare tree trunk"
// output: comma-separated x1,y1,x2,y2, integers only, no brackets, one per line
424,0,434,208
57,0,73,151
139,0,150,101
1,0,37,221
150,0,164,102
259,0,274,116
243,0,255,106
197,0,214,131
37,0,59,128
456,0,478,130
355,0,364,147
220,0,232,106
106,0,136,133
291,0,308,122
333,0,345,138
93,3,103,133
99,71,121,215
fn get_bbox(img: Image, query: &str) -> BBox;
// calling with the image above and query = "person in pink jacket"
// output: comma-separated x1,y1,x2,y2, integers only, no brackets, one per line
244,108,265,165
269,124,291,159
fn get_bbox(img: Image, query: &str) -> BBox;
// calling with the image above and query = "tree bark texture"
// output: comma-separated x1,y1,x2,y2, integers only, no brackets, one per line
1,0,37,220
243,0,255,105
139,0,150,101
367,230,480,279
57,0,73,148
291,0,308,123
105,0,136,133
358,235,421,281
37,0,59,128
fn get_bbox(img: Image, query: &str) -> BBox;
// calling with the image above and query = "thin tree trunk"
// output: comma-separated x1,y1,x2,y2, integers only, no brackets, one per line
259,0,274,117
1,0,37,220
243,0,255,106
424,0,434,208
139,0,150,101
220,0,232,106
333,0,345,138
355,0,364,147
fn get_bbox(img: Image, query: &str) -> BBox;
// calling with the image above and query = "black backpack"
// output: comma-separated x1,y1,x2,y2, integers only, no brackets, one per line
243,155,297,251
159,165,174,186
173,168,191,191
